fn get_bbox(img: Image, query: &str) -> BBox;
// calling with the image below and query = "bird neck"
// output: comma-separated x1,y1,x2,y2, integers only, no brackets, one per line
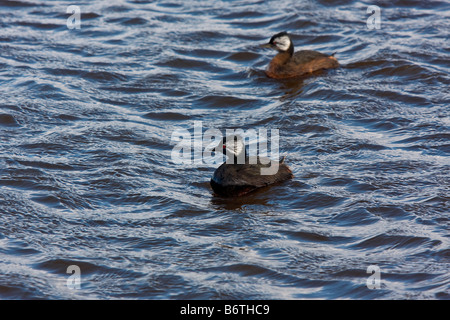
229,148,248,165
286,42,294,56
272,45,293,66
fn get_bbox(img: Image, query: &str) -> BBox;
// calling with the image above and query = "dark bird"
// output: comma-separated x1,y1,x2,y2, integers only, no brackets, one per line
210,135,293,197
260,31,338,79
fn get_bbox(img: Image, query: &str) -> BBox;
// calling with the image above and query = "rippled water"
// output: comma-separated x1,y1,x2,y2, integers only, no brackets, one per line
0,0,449,300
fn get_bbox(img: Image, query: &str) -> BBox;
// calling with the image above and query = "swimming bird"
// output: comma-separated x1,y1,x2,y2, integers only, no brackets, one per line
260,31,338,79
210,135,293,197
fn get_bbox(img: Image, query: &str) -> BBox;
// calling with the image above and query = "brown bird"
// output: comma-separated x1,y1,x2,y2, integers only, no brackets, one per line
260,31,338,79
210,135,293,197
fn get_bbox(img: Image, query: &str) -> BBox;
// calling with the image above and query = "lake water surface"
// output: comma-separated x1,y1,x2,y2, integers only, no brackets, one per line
0,0,449,299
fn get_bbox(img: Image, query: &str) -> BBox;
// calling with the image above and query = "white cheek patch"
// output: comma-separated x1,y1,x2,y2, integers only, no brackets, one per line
275,35,290,51
225,140,242,156
224,138,245,164
234,140,244,156
225,145,234,156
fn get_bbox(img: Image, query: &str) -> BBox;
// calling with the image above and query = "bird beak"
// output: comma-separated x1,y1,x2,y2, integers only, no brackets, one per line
205,140,224,153
259,42,274,49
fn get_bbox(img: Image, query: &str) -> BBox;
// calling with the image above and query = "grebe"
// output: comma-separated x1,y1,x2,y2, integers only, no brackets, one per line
210,135,293,197
260,31,338,79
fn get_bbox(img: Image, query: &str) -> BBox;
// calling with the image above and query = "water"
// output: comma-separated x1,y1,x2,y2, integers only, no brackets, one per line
0,0,449,300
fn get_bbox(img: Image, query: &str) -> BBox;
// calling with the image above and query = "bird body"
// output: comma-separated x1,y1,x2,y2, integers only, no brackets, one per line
210,136,293,197
261,32,338,79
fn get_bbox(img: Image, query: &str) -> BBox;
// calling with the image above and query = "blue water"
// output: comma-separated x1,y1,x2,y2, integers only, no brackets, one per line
0,0,449,299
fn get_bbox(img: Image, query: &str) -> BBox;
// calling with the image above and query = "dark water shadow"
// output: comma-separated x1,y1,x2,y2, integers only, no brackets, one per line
209,186,274,211
252,65,332,101
208,178,300,211
277,76,308,101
